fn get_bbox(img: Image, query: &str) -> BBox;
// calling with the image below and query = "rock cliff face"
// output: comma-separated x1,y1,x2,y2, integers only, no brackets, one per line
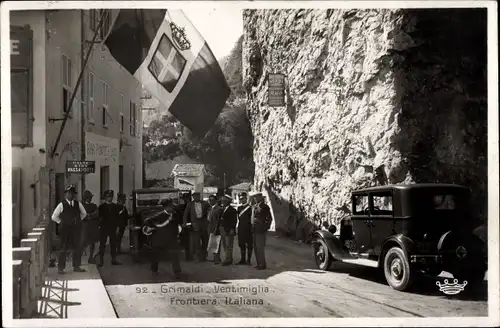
242,9,487,239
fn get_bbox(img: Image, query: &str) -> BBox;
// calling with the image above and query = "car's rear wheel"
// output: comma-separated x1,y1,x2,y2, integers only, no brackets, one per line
314,239,332,271
384,247,413,291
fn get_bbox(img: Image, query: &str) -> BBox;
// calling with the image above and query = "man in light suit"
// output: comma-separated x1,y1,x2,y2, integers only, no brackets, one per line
51,184,88,274
207,194,222,263
183,192,210,262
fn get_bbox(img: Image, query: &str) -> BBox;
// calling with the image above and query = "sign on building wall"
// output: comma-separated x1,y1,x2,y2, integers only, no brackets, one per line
10,26,33,147
268,73,285,107
66,160,96,174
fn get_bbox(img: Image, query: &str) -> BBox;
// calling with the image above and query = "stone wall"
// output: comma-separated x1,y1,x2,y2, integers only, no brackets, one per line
242,9,487,240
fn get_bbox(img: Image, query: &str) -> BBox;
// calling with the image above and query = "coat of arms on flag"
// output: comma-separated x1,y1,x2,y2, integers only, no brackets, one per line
104,10,230,137
148,33,188,93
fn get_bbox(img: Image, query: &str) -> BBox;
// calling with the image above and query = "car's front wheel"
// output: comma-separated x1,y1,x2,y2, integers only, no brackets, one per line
384,247,413,291
314,239,332,271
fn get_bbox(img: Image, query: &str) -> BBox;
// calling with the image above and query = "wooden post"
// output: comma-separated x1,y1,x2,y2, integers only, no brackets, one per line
21,238,42,304
12,260,23,319
32,227,48,274
13,247,34,318
26,232,43,302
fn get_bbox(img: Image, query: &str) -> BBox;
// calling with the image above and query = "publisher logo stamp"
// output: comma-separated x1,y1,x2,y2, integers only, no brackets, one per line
436,279,468,295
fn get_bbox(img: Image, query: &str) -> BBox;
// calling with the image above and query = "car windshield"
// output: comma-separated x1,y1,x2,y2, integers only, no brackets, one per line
136,192,179,207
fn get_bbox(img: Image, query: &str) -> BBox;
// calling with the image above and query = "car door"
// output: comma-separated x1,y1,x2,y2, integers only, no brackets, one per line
351,194,372,255
369,192,395,255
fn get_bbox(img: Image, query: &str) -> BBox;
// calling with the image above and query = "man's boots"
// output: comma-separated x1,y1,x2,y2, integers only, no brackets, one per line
246,248,253,265
237,248,247,265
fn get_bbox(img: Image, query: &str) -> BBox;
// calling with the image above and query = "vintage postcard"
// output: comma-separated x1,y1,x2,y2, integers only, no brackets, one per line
1,0,498,327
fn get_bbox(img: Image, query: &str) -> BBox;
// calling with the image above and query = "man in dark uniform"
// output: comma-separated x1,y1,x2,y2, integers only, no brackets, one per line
178,192,192,261
250,192,273,270
51,184,87,274
97,190,121,267
81,190,100,264
236,192,253,265
217,194,238,266
115,192,130,254
143,199,182,278
183,192,210,262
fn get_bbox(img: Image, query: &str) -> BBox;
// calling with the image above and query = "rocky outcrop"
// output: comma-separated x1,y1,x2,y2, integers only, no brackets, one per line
242,9,487,240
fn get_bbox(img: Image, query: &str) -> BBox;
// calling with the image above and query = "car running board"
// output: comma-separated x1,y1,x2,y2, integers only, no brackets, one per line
340,258,379,268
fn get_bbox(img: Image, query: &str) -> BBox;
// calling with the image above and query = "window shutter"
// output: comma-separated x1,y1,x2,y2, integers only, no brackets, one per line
11,70,29,146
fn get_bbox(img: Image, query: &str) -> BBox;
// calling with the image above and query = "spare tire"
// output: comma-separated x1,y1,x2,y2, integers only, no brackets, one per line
437,231,486,284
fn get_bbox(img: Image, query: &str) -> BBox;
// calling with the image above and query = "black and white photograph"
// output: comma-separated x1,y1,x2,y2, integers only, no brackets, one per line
1,0,498,326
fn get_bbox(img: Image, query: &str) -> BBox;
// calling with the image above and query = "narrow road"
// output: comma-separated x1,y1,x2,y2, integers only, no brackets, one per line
98,233,487,317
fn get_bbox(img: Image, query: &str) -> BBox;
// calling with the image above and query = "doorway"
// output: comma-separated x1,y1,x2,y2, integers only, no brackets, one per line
100,165,110,200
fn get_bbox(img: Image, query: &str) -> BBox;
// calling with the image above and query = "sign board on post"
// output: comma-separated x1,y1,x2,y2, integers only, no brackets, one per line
268,73,285,107
65,161,96,174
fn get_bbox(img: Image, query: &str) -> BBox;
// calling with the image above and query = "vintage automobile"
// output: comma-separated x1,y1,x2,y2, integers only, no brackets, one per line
312,183,487,291
129,188,182,262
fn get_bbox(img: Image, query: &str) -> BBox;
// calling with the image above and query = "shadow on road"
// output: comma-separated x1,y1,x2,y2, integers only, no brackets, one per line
98,232,487,302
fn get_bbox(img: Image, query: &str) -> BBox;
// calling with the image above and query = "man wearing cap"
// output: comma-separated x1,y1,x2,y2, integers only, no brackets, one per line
183,192,210,262
81,190,100,264
115,193,130,254
217,194,238,266
250,192,273,270
207,194,222,263
97,190,121,267
51,184,88,273
236,192,253,265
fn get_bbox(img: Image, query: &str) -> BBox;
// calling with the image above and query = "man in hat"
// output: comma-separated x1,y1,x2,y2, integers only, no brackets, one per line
217,194,238,266
207,194,222,263
236,192,253,265
183,192,210,262
115,192,130,254
97,190,121,267
250,192,273,270
51,184,88,273
81,190,100,264
143,199,183,278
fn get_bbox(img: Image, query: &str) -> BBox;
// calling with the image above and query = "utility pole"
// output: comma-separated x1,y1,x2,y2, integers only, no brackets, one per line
80,10,86,196
223,173,226,194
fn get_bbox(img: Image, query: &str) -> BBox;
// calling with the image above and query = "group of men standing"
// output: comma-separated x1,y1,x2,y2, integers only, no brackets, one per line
170,190,273,270
51,184,130,274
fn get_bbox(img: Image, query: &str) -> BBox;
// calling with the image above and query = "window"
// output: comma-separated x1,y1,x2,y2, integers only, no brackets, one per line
119,165,124,194
102,80,109,126
119,94,124,133
11,70,33,146
353,195,369,214
100,10,112,40
62,55,72,116
372,195,393,215
129,101,136,136
89,9,97,31
433,195,456,210
100,166,110,199
87,70,95,122
135,105,140,137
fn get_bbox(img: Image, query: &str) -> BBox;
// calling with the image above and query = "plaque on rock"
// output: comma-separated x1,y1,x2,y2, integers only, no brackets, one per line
268,73,285,107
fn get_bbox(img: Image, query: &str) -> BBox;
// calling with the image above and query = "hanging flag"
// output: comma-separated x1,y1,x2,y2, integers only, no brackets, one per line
104,9,230,137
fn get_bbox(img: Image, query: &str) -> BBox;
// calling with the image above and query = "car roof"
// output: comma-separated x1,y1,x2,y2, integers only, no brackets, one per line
351,183,468,195
133,188,180,193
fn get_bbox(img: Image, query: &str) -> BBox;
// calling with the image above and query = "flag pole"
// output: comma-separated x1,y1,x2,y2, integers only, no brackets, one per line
50,10,110,159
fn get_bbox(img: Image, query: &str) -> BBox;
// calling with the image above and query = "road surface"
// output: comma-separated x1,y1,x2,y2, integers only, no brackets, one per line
98,233,487,317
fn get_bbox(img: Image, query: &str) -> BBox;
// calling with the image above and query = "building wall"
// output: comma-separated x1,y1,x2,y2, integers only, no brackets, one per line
82,9,143,207
44,10,83,192
10,9,144,238
10,11,47,236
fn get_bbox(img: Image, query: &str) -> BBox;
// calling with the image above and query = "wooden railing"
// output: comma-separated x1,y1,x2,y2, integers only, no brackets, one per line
12,209,52,318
